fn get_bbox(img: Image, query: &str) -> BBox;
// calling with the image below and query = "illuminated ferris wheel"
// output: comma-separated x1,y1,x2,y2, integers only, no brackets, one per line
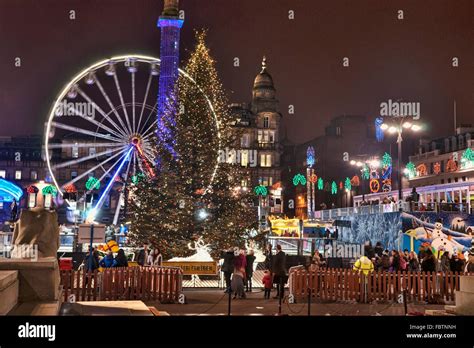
44,54,220,223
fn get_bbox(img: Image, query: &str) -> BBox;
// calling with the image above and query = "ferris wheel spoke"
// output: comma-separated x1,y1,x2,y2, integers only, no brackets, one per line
137,102,157,135
131,72,136,134
92,78,131,137
47,142,123,149
60,149,125,188
113,74,133,134
52,145,126,170
132,151,137,176
84,149,130,195
136,74,153,135
76,86,127,138
66,105,125,140
50,121,124,142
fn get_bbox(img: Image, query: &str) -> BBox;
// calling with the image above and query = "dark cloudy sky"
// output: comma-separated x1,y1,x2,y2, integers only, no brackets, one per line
0,0,472,143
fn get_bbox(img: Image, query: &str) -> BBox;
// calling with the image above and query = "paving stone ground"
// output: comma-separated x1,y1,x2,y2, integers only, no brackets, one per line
146,288,447,316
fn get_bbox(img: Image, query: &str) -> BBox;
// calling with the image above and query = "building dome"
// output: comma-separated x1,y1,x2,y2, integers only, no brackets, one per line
253,56,275,90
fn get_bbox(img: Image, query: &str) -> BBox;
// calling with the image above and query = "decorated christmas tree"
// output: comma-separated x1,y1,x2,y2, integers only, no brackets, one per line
128,31,257,259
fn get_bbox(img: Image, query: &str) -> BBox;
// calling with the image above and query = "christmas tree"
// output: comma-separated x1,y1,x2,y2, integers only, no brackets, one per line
128,31,257,259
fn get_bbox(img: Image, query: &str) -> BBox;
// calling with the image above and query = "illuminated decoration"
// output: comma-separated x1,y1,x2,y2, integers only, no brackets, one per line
0,178,23,202
382,152,392,168
306,146,315,167
26,185,39,194
461,148,474,169
317,177,323,190
382,179,392,192
254,185,268,196
309,174,317,183
87,147,133,222
64,184,77,193
42,185,58,196
369,179,380,193
416,163,428,176
433,162,441,175
446,158,458,172
292,173,307,186
339,181,343,190
350,175,360,187
85,177,101,191
361,164,370,180
156,0,184,160
131,172,146,185
375,117,384,142
331,181,337,195
405,162,416,179
344,177,352,191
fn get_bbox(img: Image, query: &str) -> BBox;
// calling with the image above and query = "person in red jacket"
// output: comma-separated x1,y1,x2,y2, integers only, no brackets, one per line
262,270,273,299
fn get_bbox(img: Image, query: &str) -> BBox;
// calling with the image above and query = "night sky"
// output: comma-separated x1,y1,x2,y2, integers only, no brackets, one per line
0,0,472,143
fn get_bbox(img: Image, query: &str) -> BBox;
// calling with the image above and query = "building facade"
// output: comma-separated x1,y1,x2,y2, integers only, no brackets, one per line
230,57,284,216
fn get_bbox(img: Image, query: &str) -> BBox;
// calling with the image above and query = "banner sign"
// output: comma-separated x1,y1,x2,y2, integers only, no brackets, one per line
162,261,218,275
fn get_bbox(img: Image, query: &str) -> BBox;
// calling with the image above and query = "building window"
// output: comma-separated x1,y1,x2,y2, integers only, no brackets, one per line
336,127,342,136
15,170,22,180
72,144,79,158
263,116,270,128
260,177,273,186
0,170,5,178
241,134,250,148
257,130,274,143
89,147,96,156
241,151,249,167
30,171,38,181
260,154,272,167
71,171,78,179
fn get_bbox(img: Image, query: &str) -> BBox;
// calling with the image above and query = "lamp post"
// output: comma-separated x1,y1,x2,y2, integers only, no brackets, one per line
380,118,422,207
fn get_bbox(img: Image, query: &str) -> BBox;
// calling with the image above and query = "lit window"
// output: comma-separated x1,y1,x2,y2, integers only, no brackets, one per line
15,170,22,180
0,170,5,178
260,154,272,167
30,171,38,180
89,148,96,156
241,151,249,167
263,116,270,128
71,171,78,179
72,144,79,158
241,134,250,148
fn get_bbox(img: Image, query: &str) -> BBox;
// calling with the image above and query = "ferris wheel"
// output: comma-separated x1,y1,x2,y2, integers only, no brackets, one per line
44,54,220,223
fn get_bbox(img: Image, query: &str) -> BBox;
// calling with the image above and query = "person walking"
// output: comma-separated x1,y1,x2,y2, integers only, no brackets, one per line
272,245,287,299
221,247,235,293
113,248,129,267
147,248,162,266
136,242,149,266
245,249,256,292
262,270,272,299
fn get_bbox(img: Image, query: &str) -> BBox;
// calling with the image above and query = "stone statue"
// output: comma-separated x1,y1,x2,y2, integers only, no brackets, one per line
10,207,60,258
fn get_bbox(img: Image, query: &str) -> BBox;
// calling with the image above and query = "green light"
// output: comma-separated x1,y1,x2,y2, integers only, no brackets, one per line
331,181,337,195
254,185,268,196
344,177,351,191
292,173,307,186
361,164,370,180
405,162,416,179
42,185,57,196
132,172,146,184
85,177,101,191
382,152,392,168
461,148,474,169
317,177,323,190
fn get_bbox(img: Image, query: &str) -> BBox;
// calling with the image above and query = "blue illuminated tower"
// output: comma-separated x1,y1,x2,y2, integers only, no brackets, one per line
157,0,184,159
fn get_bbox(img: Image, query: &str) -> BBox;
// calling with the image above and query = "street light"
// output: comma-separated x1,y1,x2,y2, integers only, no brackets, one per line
380,117,423,207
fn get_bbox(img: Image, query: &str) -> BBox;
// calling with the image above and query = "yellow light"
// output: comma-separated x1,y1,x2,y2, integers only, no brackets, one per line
380,123,389,130
388,126,397,134
403,121,412,129
411,124,421,132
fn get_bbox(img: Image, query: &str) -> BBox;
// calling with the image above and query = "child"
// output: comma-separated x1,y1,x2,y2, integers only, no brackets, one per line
262,270,272,299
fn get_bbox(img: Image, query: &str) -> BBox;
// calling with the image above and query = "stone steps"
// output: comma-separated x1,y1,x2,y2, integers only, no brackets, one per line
0,270,19,315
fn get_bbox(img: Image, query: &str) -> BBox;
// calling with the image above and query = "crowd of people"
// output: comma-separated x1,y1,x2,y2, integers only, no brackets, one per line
353,241,474,274
82,242,163,271
221,243,287,300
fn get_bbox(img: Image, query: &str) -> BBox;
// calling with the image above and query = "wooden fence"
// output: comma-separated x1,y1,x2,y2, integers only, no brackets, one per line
289,268,471,303
60,266,183,303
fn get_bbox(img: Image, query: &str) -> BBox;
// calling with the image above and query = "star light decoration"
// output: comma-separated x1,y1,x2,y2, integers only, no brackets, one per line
306,146,315,167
